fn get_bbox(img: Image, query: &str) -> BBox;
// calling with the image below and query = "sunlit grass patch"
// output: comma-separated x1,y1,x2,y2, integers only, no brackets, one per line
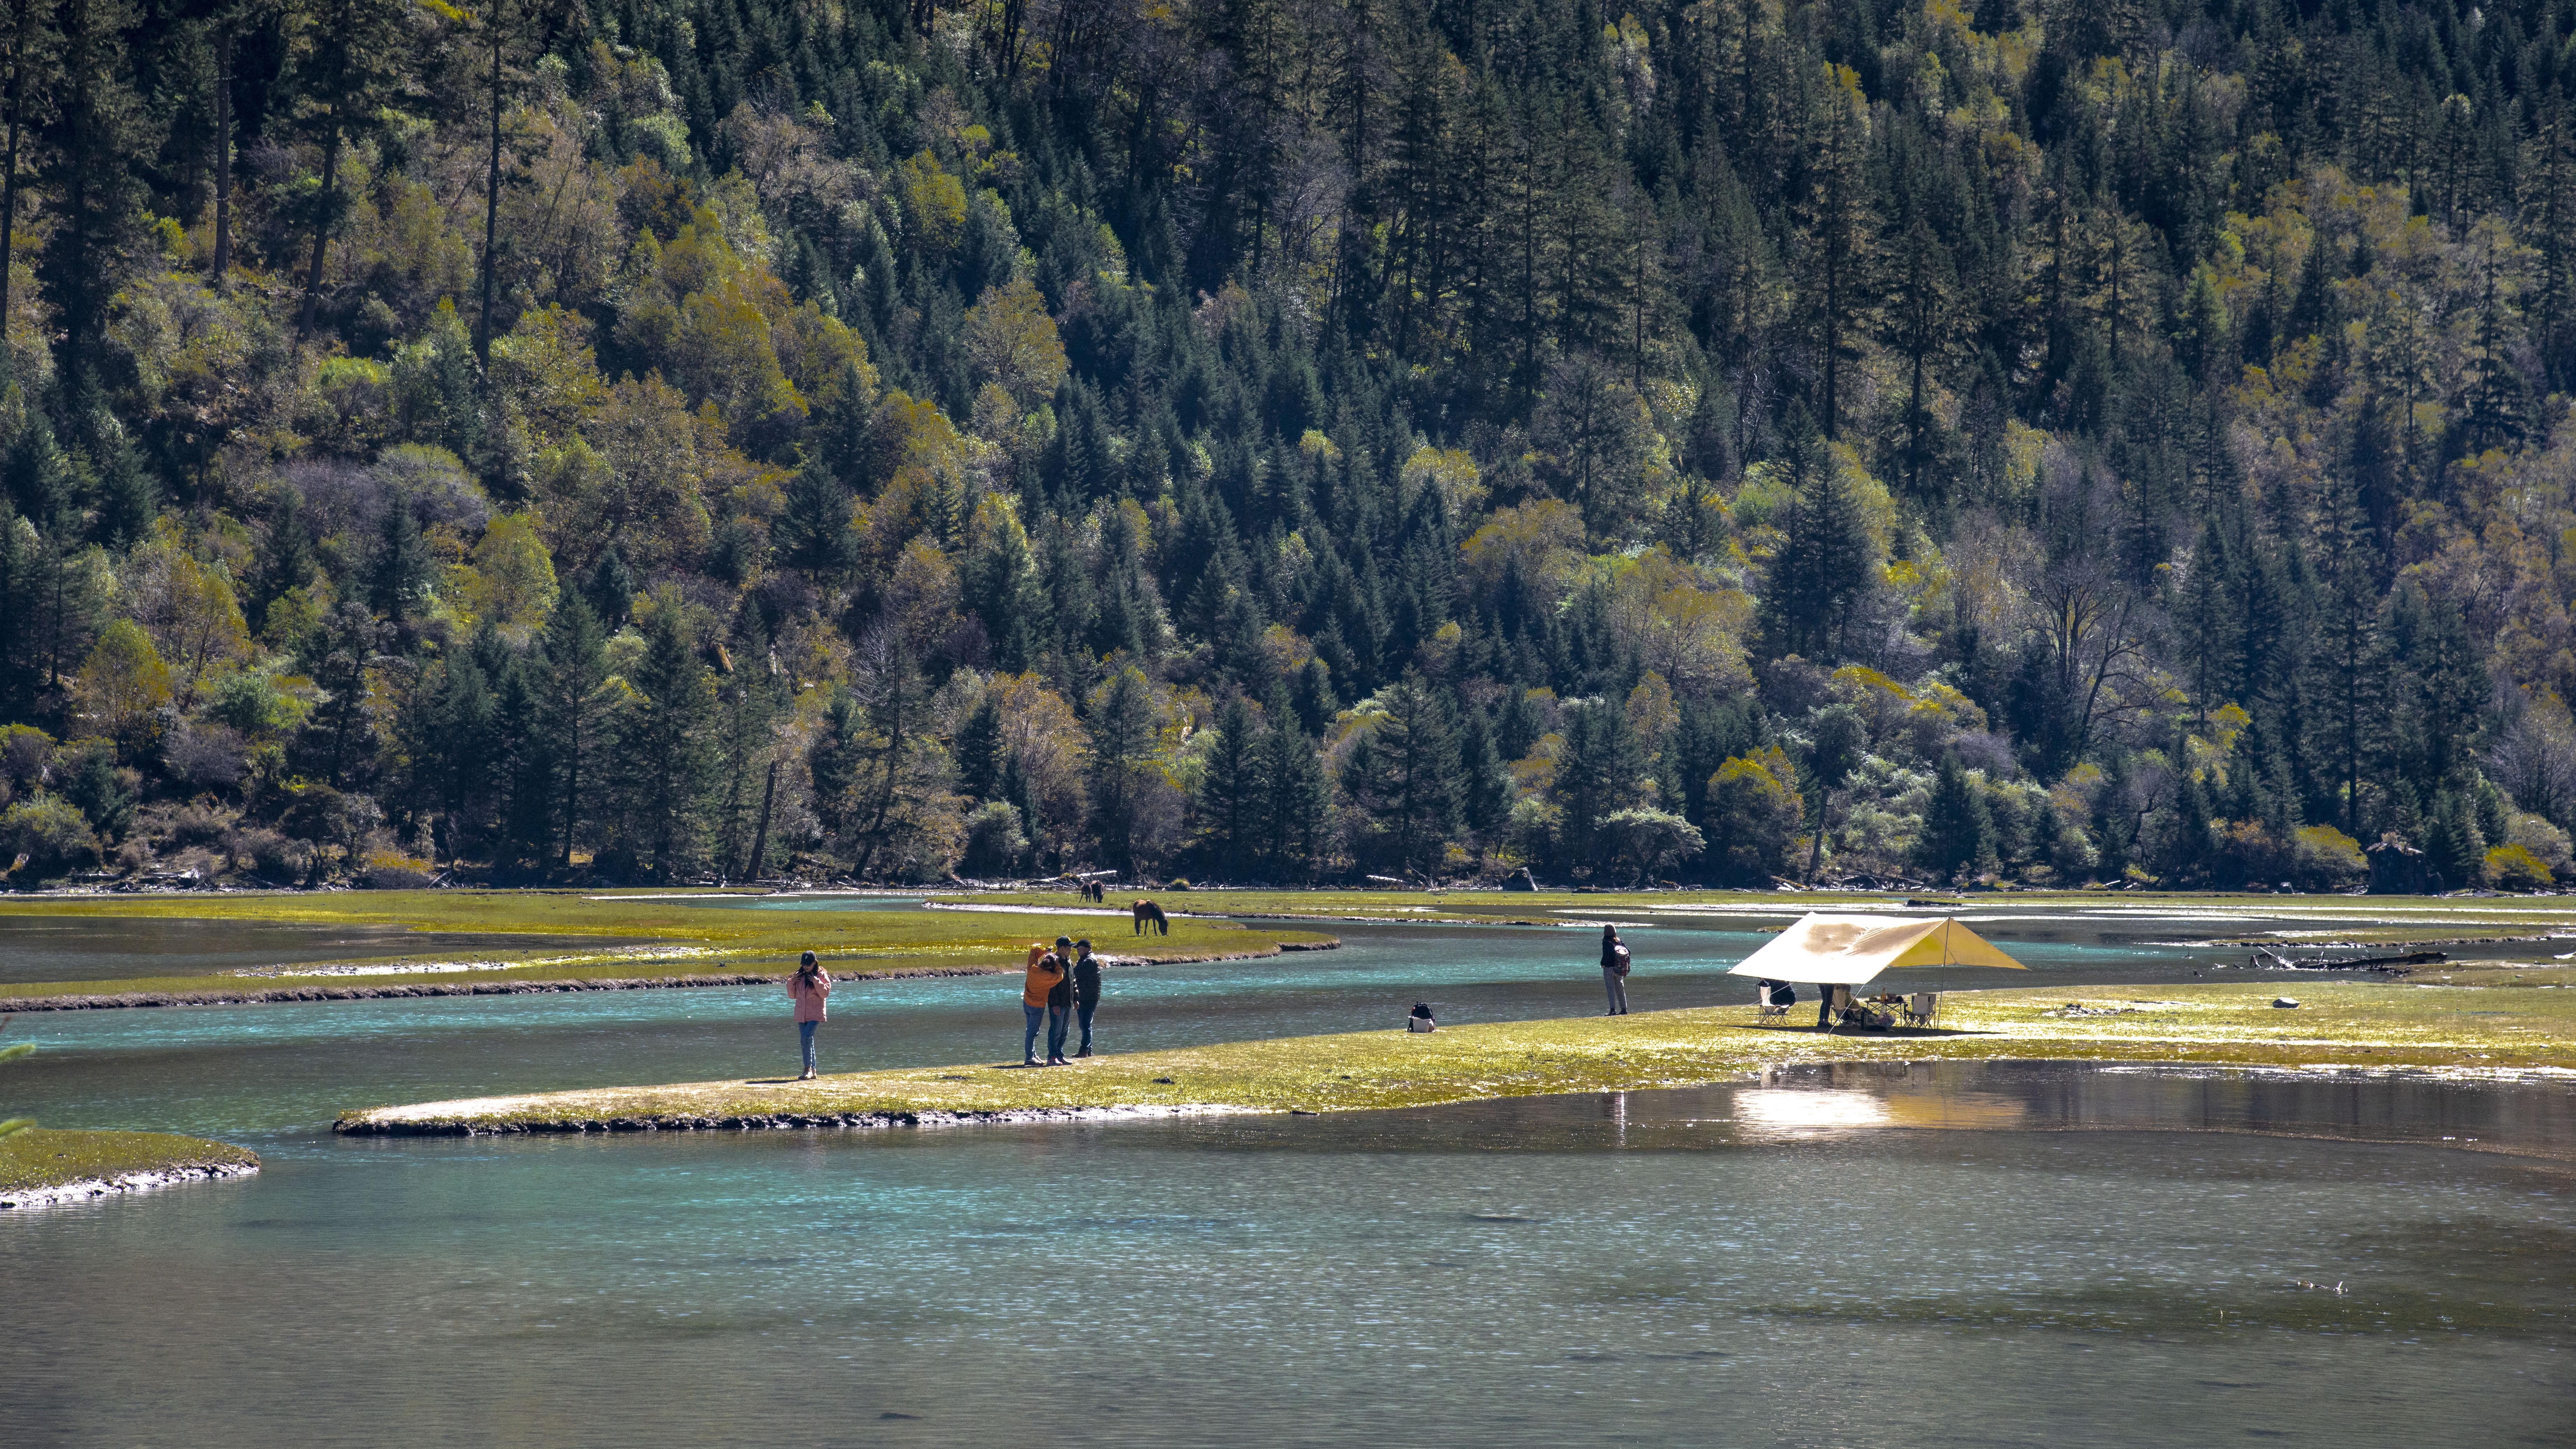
0,1128,259,1199
337,980,2576,1134
0,891,1332,1006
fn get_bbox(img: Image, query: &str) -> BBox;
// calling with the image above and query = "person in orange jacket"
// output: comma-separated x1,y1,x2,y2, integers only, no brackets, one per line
1021,942,1065,1067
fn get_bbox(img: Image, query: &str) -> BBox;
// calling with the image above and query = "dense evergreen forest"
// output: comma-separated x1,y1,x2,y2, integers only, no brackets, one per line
2,0,2575,889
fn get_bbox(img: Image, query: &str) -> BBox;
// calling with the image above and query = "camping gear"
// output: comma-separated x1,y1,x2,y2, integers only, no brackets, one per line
1725,914,2028,986
1754,979,1794,1023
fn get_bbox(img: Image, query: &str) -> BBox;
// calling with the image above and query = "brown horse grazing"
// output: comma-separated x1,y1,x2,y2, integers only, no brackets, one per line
1132,899,1169,936
1084,880,1107,903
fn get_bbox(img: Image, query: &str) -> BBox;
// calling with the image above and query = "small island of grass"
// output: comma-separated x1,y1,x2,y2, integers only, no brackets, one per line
0,1128,260,1208
335,978,2576,1136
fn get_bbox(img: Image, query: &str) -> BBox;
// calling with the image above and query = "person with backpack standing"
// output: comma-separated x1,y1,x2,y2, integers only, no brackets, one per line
1070,938,1102,1057
788,951,832,1080
1600,925,1632,1015
1021,943,1063,1067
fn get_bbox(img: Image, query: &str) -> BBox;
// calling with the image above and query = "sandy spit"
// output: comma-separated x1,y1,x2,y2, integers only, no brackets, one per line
0,1160,260,1209
336,1102,1259,1138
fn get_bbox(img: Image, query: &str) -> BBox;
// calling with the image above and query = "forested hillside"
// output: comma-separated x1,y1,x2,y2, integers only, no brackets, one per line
3,0,2575,889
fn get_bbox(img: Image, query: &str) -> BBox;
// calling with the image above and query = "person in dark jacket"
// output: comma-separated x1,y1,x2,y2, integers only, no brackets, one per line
1044,935,1076,1065
1070,939,1102,1057
1599,924,1631,1015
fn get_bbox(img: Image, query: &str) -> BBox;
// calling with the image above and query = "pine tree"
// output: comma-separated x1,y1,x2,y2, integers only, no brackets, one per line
285,0,415,336
1762,404,1872,660
1914,754,1994,883
609,598,718,881
1085,665,1159,874
953,694,1003,802
1192,692,1260,876
1252,692,1333,881
1799,704,1865,882
1341,671,1460,877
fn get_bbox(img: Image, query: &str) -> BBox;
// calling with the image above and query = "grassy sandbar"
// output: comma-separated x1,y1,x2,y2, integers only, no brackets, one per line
0,1128,260,1206
0,891,1333,1008
336,979,2576,1135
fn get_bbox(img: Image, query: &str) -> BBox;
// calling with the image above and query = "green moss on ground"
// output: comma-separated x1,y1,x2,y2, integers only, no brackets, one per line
0,891,1332,1005
0,1128,259,1197
337,980,2576,1134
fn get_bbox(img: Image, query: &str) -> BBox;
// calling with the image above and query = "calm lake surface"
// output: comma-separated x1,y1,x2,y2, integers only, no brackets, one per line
0,913,632,985
4,901,2570,1444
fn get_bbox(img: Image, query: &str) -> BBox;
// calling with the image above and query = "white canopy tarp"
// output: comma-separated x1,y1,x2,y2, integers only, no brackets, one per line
1725,913,2027,985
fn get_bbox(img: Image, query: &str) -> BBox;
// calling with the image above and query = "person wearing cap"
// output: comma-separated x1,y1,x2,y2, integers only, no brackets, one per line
1070,938,1102,1057
1020,943,1063,1067
1044,935,1077,1065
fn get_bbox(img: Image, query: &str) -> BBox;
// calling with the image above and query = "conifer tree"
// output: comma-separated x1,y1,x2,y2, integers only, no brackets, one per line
1915,754,1993,883
1192,692,1260,875
609,598,717,881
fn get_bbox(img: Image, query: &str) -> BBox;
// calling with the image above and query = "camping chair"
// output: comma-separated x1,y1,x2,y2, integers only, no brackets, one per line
1904,992,1940,1028
1755,980,1792,1025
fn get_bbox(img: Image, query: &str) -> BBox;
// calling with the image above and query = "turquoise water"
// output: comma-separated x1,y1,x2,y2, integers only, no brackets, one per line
0,919,2206,1138
5,1066,2571,1446
0,914,620,985
4,906,2570,1445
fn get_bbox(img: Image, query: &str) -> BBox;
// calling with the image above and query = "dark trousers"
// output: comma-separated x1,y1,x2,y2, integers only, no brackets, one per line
1046,1006,1071,1059
1076,1000,1097,1054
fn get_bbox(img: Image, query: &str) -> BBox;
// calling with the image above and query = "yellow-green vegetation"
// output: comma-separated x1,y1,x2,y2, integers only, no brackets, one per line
0,1128,259,1203
336,980,2576,1135
940,887,1827,923
0,891,1333,1008
939,888,2576,943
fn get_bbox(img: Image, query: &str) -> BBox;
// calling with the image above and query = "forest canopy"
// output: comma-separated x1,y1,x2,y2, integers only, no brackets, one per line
3,0,2575,891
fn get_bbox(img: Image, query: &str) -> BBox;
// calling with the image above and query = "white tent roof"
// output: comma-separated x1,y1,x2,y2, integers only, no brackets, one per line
1725,913,2028,985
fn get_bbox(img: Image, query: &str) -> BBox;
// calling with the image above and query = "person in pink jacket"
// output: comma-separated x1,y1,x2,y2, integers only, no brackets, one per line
789,950,832,1079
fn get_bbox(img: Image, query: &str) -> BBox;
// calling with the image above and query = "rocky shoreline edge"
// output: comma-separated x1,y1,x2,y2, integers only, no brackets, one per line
337,1102,1251,1138
0,1159,260,1209
2,940,1337,1012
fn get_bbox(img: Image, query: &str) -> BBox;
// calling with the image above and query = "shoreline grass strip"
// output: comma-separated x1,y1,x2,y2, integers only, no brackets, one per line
335,980,2576,1136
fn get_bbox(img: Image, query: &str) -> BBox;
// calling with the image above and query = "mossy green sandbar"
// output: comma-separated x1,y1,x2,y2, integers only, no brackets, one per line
0,891,1333,1009
0,1128,260,1207
335,980,2576,1135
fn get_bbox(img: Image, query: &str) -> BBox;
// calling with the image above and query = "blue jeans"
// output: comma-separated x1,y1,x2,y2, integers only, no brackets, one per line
1023,1004,1045,1062
1046,1006,1071,1059
799,1019,819,1074
1076,1000,1097,1055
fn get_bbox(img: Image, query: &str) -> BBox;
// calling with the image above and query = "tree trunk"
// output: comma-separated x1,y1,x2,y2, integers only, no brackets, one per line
0,0,28,340
299,128,341,336
476,6,503,368
1804,788,1830,883
557,722,580,869
746,757,778,882
212,28,232,287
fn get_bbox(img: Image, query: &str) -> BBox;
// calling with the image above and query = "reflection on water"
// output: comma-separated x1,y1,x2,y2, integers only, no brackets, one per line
3,1063,2569,1448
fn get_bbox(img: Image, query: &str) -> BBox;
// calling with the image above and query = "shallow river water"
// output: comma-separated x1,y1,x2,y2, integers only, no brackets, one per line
3,902,2571,1445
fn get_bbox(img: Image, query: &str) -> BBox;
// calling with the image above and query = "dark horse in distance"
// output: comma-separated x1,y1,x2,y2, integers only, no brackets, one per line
1132,899,1169,935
